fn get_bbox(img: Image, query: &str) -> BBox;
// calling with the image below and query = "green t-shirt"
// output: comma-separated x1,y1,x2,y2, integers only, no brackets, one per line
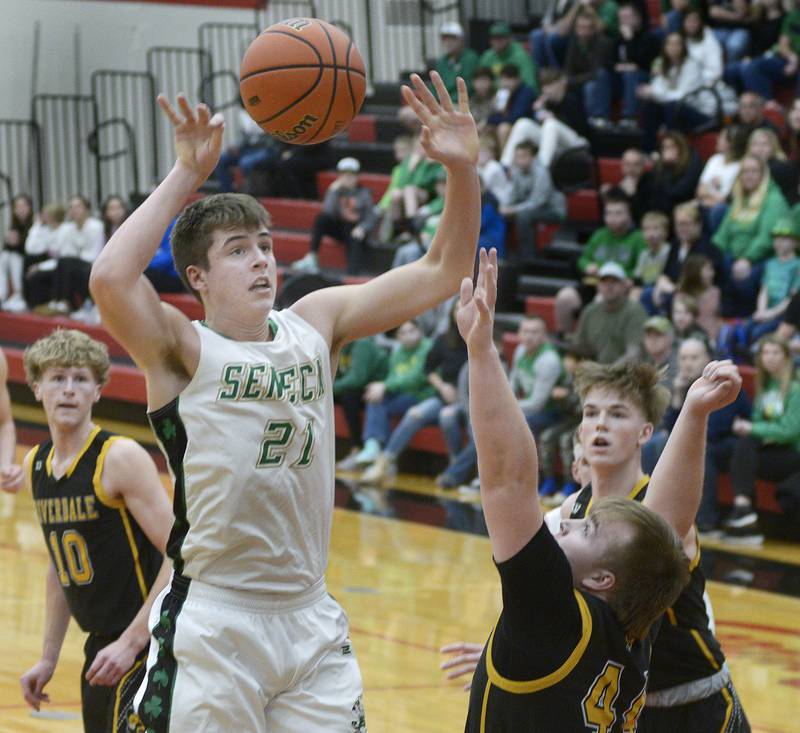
597,0,619,36
578,227,646,276
384,338,436,401
751,379,800,451
574,299,648,364
378,157,444,209
781,10,800,55
333,338,389,395
478,42,538,93
435,47,480,100
762,256,800,307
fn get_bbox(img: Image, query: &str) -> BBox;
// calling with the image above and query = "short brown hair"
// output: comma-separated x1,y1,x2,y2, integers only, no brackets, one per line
641,210,669,232
171,193,272,300
24,329,110,386
574,361,670,426
592,498,690,640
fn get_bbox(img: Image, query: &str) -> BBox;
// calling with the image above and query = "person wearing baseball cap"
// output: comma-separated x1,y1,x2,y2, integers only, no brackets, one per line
479,20,538,91
643,316,678,385
434,20,479,101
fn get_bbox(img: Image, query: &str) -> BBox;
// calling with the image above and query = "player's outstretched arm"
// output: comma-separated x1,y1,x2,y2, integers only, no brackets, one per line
293,72,480,349
460,250,542,562
645,360,741,540
20,451,71,711
0,350,22,493
85,439,174,686
90,95,223,377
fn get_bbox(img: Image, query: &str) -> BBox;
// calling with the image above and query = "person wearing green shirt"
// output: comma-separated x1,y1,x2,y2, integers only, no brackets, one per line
726,335,800,544
555,191,645,334
713,155,789,315
334,337,389,469
741,5,800,99
434,22,480,101
479,21,539,93
351,320,436,466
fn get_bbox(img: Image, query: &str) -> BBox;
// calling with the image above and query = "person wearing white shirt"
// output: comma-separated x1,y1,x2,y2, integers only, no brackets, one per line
23,203,67,309
683,9,723,86
696,127,743,233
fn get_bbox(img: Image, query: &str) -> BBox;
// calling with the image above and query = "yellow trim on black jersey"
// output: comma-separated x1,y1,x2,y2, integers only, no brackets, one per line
665,607,678,626
689,534,702,572
24,446,37,491
485,590,593,694
119,507,149,601
46,425,101,479
719,685,733,732
690,629,720,671
479,679,492,733
585,474,650,514
92,436,125,509
113,656,144,725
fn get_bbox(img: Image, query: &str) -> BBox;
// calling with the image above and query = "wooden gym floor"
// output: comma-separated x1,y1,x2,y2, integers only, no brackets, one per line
1,427,799,732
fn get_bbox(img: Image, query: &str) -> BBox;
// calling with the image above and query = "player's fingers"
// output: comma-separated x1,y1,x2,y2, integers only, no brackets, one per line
445,662,478,678
419,125,432,151
157,95,182,127
400,84,433,126
462,681,473,691
429,71,454,112
441,652,478,669
196,102,211,125
456,76,470,113
177,94,196,123
410,73,441,115
209,112,225,128
459,276,474,308
440,642,470,653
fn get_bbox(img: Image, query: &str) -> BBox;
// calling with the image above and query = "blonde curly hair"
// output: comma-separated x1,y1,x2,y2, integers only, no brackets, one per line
24,329,110,386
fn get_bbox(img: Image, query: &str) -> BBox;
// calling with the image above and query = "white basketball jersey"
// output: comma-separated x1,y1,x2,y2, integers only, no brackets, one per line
148,310,334,593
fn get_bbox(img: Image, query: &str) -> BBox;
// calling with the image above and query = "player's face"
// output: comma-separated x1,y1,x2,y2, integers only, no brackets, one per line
194,226,277,317
33,366,101,429
580,388,652,469
554,514,616,590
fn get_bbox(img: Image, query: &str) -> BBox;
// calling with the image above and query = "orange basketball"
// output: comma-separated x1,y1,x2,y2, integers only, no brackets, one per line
239,18,366,145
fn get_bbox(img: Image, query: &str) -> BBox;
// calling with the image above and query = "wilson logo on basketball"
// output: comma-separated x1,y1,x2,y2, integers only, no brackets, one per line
274,113,319,141
281,18,311,31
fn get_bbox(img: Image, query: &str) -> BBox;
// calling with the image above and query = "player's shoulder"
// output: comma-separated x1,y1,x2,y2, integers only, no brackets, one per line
103,435,151,466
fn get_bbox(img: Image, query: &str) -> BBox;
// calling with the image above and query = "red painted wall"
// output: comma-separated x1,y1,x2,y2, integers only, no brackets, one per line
82,0,264,8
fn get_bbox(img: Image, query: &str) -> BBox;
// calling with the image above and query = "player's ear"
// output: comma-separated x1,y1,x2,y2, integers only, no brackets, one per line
31,381,42,402
582,568,615,593
186,264,207,292
637,421,653,447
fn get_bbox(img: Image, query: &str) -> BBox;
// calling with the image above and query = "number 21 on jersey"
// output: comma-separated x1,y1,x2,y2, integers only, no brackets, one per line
257,418,316,468
582,662,647,732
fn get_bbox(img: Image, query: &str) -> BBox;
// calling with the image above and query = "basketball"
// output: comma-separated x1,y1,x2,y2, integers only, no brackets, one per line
239,18,366,145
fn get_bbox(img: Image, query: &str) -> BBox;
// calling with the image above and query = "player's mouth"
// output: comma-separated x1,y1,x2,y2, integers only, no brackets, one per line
591,436,610,448
249,276,272,293
56,403,78,410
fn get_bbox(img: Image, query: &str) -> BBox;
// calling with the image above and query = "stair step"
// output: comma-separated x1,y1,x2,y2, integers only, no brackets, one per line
330,140,396,174
494,311,525,333
517,274,578,297
519,256,575,279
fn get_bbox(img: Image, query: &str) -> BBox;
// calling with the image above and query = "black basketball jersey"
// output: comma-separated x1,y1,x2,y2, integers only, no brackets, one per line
570,478,726,692
29,427,162,635
465,525,656,732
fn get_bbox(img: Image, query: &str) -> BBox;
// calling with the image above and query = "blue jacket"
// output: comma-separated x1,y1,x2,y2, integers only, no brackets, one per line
662,388,751,440
478,192,507,258
488,83,536,126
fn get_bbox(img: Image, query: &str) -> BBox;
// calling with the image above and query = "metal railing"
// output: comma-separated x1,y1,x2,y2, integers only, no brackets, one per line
87,117,140,203
0,120,42,212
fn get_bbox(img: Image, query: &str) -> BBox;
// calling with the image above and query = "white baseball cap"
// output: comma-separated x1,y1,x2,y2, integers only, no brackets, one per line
336,157,360,173
597,262,627,280
440,21,464,38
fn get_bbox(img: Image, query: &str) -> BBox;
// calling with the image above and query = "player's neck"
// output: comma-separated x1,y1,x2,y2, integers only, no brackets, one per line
50,419,96,471
590,457,644,499
204,310,274,342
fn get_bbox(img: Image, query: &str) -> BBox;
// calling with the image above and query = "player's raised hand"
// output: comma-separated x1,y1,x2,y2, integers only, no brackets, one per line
157,93,224,184
20,660,55,711
456,248,497,353
440,642,483,691
685,360,742,415
85,635,139,686
401,72,478,168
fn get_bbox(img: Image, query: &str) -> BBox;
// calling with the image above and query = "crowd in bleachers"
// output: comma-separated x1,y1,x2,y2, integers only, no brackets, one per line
3,6,800,544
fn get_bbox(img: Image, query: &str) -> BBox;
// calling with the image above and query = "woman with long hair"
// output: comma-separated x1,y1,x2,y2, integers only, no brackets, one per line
101,195,129,242
642,130,702,214
726,335,800,544
696,126,743,233
746,127,799,204
713,154,790,315
1,193,34,309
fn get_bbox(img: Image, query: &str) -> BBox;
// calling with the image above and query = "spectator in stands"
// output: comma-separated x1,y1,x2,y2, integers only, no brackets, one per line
640,130,703,214
537,345,589,499
713,154,790,315
562,7,615,128
294,157,376,275
499,68,589,168
361,304,467,485
101,195,128,242
731,92,779,154
776,290,800,353
477,132,511,206
637,33,709,152
215,100,280,194
683,8,724,88
434,22,479,100
645,201,721,313
144,218,183,294
572,261,648,362
724,0,785,90
601,148,650,221
603,1,661,127
390,170,447,268
1,193,33,311
349,319,435,471
469,67,497,131
556,190,645,334
334,337,390,471
479,21,538,92
486,64,537,150
671,291,708,342
510,315,563,436
270,139,331,200
22,203,66,309
744,217,800,345
643,315,679,383
696,126,743,233
477,177,508,258
726,334,800,543
500,140,566,261
740,1,800,100
631,210,671,299
376,134,413,242
707,0,753,62
676,253,724,342
786,98,800,161
746,127,799,204
436,360,473,489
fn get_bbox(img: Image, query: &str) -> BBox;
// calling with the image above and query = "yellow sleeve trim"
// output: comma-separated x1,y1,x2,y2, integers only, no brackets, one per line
92,435,126,509
586,475,650,513
690,628,720,671
479,680,492,733
24,446,38,491
485,590,593,694
665,607,677,626
688,532,702,571
119,507,149,601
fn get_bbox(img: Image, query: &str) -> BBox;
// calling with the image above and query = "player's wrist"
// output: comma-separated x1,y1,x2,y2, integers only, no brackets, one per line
170,161,207,191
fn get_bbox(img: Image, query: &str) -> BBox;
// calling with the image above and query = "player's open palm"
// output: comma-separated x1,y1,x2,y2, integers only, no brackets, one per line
158,93,224,184
20,660,55,711
456,248,497,352
401,72,478,168
685,360,742,415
